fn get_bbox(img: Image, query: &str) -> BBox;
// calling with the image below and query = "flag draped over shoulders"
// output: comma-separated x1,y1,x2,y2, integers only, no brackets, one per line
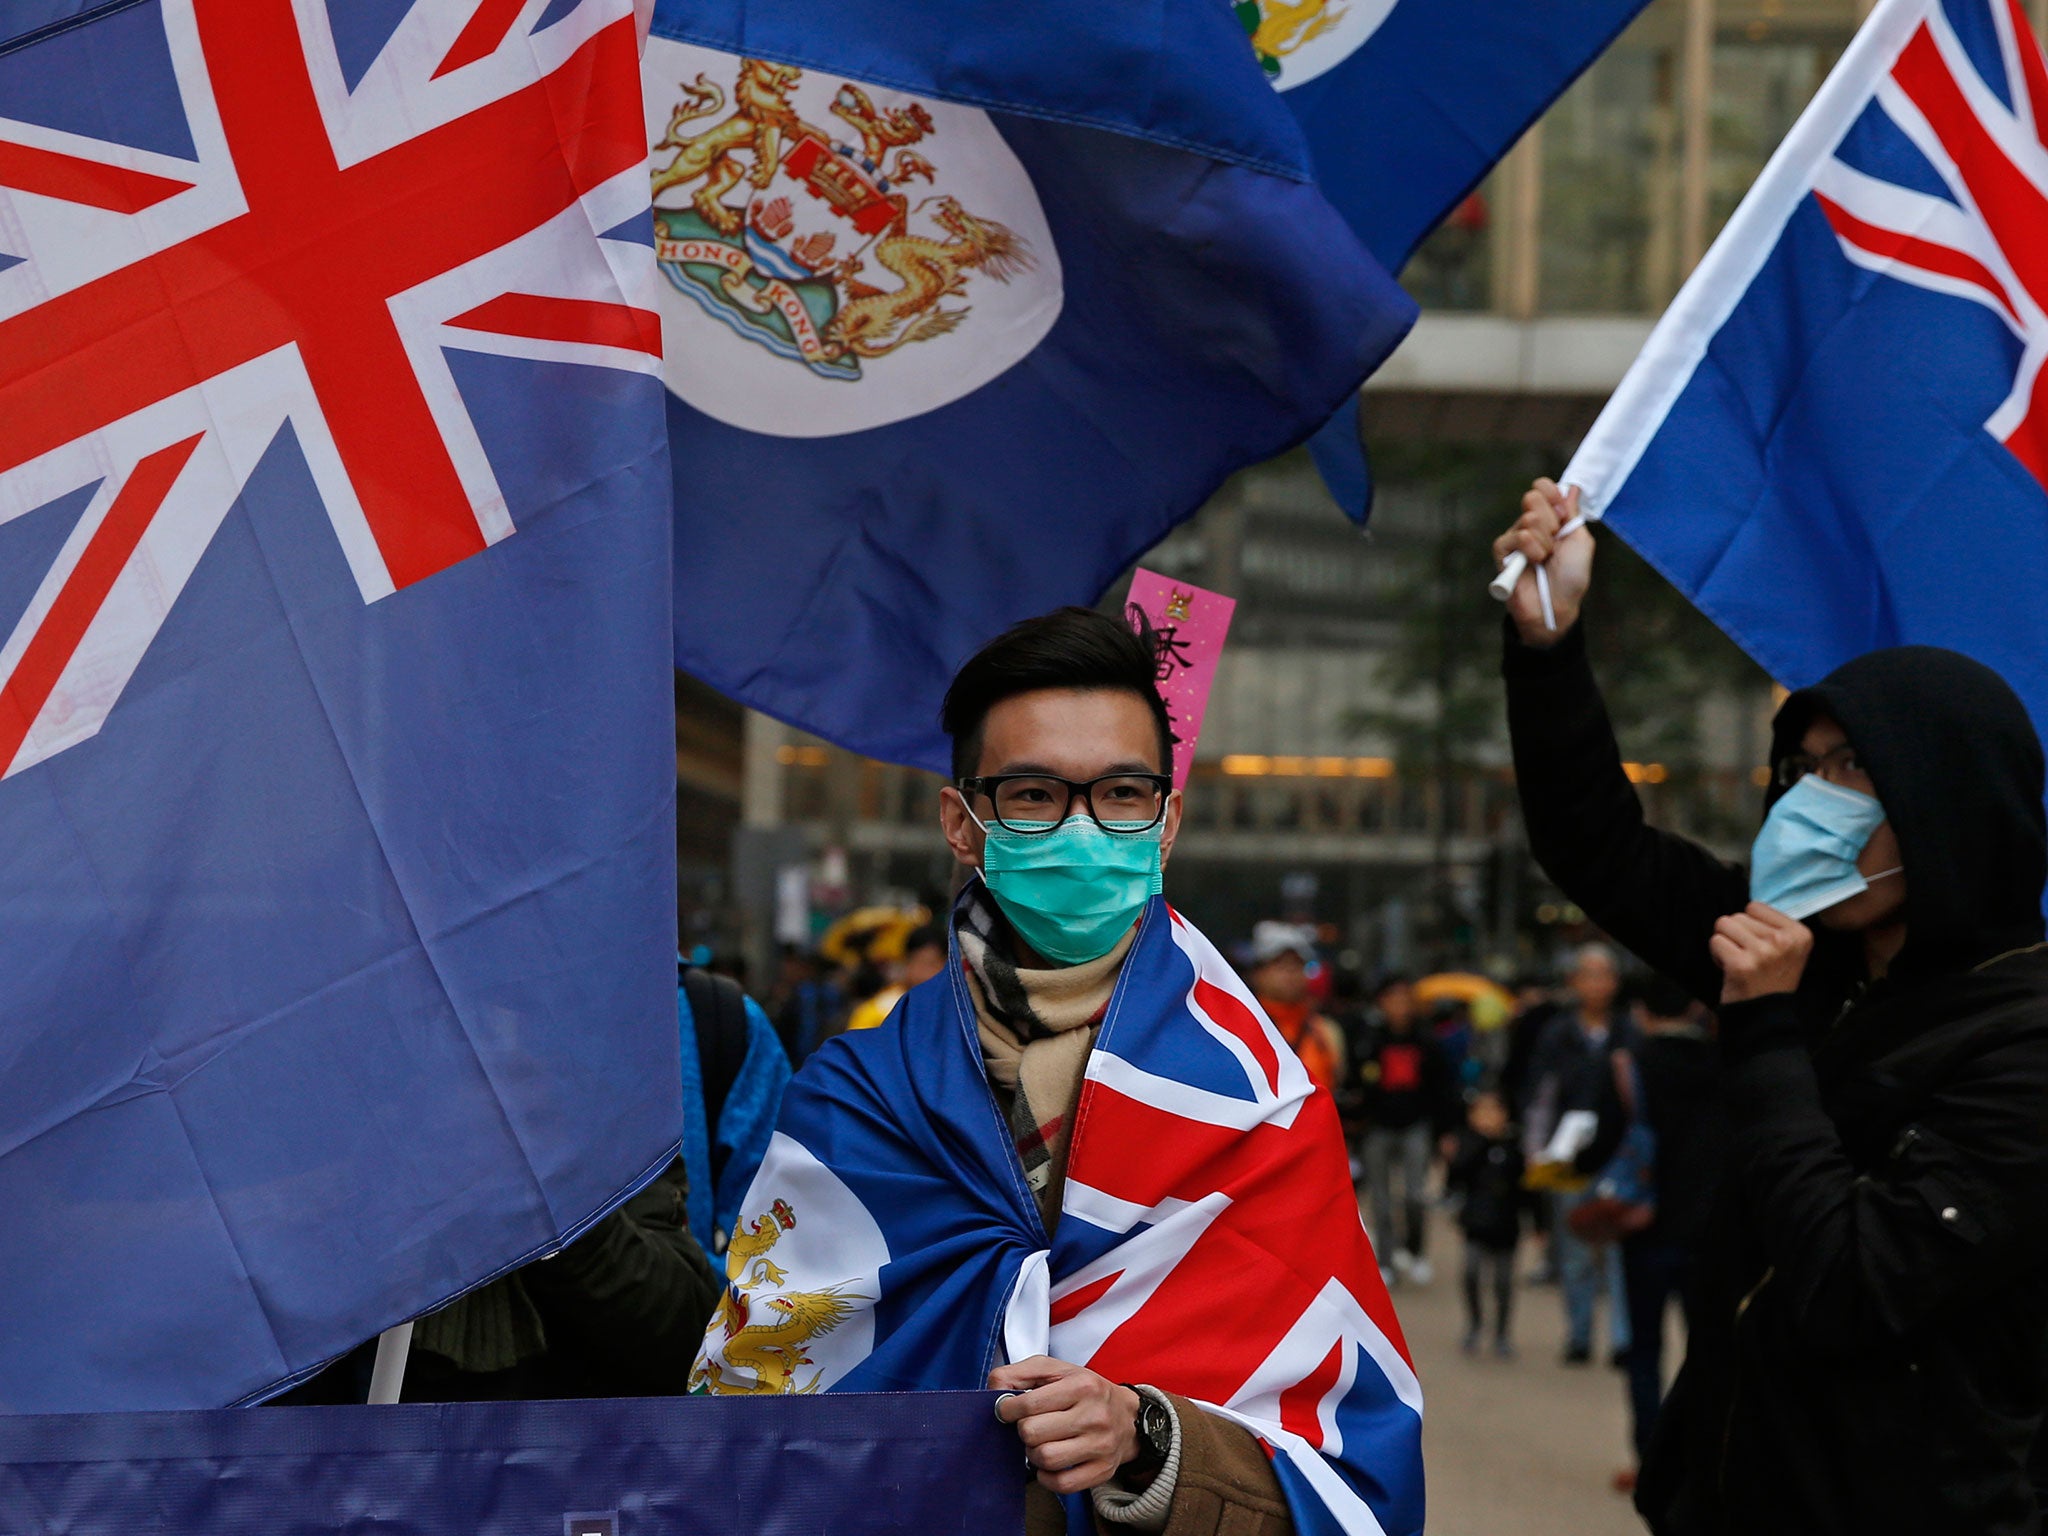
693,895,1424,1536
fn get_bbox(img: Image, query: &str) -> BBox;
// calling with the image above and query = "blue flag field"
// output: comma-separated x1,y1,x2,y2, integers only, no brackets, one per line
1261,0,1655,271
0,0,682,1411
1270,0,1656,514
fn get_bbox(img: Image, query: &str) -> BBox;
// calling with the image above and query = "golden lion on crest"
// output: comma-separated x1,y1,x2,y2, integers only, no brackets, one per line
651,60,820,235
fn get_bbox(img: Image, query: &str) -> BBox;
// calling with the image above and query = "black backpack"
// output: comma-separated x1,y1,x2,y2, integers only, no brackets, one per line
680,965,751,1192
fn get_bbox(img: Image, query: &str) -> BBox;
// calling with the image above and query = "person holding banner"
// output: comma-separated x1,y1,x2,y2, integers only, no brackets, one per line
692,608,1423,1536
1494,481,2048,1535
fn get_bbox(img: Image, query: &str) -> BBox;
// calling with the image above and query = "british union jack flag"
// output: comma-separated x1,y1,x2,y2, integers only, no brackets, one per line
1563,0,2048,733
1809,0,2048,487
693,895,1425,1536
0,1,680,1413
0,0,661,776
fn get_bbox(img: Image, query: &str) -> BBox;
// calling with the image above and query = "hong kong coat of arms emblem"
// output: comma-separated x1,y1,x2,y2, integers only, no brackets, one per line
651,57,1037,383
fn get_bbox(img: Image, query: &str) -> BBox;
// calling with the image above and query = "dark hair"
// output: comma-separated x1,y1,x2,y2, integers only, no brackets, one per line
1632,973,1694,1022
940,607,1173,781
1374,972,1413,997
848,962,887,1002
903,922,945,958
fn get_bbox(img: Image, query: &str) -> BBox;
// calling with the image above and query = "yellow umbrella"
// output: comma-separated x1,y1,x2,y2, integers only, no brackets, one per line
818,905,930,966
1414,972,1516,1031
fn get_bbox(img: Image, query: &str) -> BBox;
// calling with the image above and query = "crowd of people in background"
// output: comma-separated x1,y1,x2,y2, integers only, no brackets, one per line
1221,922,1729,1494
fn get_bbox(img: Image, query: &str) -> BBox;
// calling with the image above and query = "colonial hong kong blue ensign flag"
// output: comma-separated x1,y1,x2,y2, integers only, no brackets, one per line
1249,0,1654,274
1566,0,2048,741
693,893,1424,1536
0,0,681,1411
648,0,1416,772
1251,0,1655,517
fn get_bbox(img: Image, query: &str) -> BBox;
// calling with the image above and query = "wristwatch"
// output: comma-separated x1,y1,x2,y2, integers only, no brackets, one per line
1121,1386,1174,1489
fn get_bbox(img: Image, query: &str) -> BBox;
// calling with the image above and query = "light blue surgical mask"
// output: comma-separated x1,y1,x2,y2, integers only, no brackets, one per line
1750,773,1901,920
971,812,1163,966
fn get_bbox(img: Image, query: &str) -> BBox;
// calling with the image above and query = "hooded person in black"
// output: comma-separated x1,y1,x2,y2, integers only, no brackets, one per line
1494,479,2048,1536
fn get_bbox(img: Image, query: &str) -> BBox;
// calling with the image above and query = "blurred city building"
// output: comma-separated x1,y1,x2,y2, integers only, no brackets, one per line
674,671,745,961
685,0,2038,975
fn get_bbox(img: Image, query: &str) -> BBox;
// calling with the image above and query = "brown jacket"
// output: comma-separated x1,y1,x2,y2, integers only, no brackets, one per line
1023,1391,1293,1536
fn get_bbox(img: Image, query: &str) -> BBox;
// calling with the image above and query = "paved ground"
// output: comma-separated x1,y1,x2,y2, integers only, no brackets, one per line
1385,1216,1649,1536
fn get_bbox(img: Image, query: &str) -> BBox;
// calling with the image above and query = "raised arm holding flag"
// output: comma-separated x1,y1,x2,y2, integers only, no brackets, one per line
1488,5,2048,1525
1494,0,2048,706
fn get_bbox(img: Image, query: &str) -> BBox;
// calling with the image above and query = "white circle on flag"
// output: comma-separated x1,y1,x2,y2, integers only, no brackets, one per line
693,1132,890,1395
1253,0,1398,91
645,40,1063,439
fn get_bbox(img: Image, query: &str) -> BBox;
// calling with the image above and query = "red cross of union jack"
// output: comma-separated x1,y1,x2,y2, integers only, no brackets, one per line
1811,0,2048,487
0,0,662,780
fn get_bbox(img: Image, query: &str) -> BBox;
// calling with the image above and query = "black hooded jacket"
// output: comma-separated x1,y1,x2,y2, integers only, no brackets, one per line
1505,621,2048,1536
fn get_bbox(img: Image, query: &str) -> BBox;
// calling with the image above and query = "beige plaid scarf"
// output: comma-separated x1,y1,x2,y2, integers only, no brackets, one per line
957,883,1134,1233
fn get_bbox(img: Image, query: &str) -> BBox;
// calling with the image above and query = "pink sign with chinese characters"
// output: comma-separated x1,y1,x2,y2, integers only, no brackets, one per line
1125,569,1236,790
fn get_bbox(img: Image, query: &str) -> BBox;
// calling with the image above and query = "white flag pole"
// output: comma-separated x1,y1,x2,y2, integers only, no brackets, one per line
1488,548,1536,605
365,1322,413,1405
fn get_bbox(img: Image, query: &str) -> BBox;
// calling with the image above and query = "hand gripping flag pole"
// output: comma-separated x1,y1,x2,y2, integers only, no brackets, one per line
1489,509,1590,632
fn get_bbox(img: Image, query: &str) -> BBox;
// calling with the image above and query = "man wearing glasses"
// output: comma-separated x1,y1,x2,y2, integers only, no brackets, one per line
933,610,1208,1533
692,607,1424,1536
1494,480,2048,1536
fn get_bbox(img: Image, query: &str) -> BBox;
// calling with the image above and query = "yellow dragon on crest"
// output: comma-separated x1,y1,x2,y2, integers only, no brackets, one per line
696,1287,865,1396
692,1196,870,1396
830,195,1033,359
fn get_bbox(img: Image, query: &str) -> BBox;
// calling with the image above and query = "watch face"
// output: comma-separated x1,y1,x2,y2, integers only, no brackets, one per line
1140,1399,1172,1455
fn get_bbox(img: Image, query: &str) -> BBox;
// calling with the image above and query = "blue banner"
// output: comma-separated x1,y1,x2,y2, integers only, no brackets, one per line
0,1393,1023,1536
0,0,681,1412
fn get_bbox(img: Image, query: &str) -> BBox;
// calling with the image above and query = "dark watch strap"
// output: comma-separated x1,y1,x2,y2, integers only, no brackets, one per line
1121,1384,1171,1486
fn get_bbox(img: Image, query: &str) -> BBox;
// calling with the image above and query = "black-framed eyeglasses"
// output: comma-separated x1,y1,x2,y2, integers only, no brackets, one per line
958,772,1172,834
1773,742,1863,790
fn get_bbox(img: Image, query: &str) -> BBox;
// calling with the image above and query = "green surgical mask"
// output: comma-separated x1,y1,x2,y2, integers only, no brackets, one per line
974,813,1163,966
